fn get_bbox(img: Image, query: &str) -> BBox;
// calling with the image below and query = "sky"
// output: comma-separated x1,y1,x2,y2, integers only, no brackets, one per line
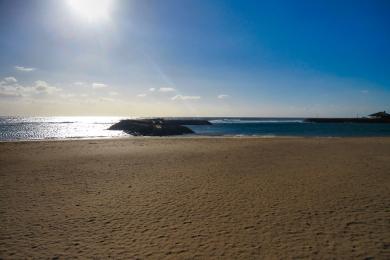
0,0,389,117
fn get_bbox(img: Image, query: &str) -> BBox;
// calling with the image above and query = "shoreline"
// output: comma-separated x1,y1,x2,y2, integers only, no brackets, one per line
2,135,390,143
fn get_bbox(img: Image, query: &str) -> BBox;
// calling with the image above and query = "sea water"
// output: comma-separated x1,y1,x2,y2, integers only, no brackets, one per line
1,116,390,141
192,118,390,137
0,116,128,141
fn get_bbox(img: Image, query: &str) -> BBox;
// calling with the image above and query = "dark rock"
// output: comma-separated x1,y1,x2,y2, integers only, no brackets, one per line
108,119,197,136
164,119,212,125
305,111,390,123
305,118,390,123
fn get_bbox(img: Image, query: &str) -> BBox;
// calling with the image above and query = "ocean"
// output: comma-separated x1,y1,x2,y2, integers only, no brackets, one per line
1,116,390,141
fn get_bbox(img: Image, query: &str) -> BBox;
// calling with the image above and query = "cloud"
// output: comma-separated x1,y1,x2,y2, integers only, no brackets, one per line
0,85,23,97
147,87,174,93
34,80,61,94
75,82,110,90
99,97,115,102
60,93,76,99
4,77,17,83
15,66,36,72
137,93,147,97
171,95,201,101
218,94,229,99
360,90,369,94
92,83,108,89
0,77,23,97
0,80,61,98
159,87,175,92
0,84,33,98
109,91,118,96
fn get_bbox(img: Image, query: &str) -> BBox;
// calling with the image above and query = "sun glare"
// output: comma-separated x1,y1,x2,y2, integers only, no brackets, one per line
66,0,114,23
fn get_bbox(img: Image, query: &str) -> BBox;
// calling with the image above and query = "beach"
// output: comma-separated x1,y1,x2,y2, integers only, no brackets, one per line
0,137,389,259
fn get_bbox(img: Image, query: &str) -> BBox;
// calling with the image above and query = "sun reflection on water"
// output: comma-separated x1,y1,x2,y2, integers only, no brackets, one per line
0,116,130,141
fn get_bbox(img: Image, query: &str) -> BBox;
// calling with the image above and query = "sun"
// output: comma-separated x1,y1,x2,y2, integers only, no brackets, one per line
66,0,114,23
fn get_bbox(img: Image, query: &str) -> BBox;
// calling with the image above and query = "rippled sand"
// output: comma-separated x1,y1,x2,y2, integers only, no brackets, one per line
1,137,389,259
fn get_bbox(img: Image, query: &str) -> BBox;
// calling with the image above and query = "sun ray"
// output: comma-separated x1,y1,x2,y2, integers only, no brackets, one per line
66,0,114,23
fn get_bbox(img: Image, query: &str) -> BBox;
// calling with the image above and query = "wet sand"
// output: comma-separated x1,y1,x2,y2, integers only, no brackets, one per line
0,137,389,259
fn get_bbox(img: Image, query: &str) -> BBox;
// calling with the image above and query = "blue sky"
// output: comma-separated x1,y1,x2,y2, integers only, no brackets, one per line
0,0,389,116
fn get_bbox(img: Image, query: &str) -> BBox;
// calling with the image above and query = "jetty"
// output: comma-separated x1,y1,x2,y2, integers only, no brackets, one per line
305,111,390,123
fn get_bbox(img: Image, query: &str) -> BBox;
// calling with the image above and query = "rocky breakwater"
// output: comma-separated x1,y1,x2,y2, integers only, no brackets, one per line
305,118,390,123
108,118,211,136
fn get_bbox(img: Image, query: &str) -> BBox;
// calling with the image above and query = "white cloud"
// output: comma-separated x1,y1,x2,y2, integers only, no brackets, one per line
218,94,229,99
0,80,61,98
137,93,147,97
159,87,175,92
0,85,23,97
75,82,110,90
149,88,156,92
92,83,108,89
0,84,35,98
4,77,17,83
15,66,36,72
34,80,61,94
171,95,201,101
109,91,118,96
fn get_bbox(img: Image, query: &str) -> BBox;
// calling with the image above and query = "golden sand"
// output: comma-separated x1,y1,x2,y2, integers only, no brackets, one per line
1,137,389,259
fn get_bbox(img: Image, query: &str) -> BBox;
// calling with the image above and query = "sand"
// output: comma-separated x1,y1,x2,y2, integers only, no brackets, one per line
0,137,389,259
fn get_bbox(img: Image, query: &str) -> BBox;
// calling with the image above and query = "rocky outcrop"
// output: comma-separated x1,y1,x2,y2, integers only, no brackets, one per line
163,119,212,126
108,119,204,136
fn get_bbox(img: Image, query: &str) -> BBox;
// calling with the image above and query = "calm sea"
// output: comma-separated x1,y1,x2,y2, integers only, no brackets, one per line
1,116,390,141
